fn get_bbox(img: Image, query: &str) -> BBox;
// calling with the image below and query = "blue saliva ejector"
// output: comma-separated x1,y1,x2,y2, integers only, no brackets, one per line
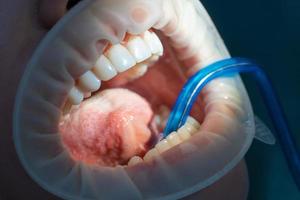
163,57,300,190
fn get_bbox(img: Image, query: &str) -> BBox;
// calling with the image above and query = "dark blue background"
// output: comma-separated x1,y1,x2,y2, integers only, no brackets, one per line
202,0,300,199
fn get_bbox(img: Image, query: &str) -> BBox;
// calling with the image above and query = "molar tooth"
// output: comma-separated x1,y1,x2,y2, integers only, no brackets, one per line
183,123,198,135
68,87,84,105
94,55,117,81
186,116,201,130
128,156,143,166
166,132,182,147
143,148,159,162
127,63,148,79
78,71,101,92
177,126,191,141
126,36,151,63
106,44,136,72
155,139,171,154
143,31,163,56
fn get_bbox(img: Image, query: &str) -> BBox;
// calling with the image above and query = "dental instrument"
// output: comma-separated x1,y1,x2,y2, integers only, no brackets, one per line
164,57,300,190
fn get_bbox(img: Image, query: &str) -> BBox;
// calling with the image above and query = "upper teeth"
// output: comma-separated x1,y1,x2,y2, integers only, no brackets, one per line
67,87,84,105
106,44,137,73
143,31,164,56
125,37,152,62
67,30,164,105
94,55,117,81
78,71,101,92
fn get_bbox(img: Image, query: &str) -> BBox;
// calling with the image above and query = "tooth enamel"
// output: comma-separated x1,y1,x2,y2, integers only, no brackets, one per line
128,63,148,79
68,87,84,105
155,139,171,154
143,148,159,162
183,123,198,135
151,32,164,56
78,71,101,92
186,116,201,130
94,55,117,81
143,31,163,56
111,118,198,167
128,156,143,166
166,132,182,147
126,37,152,63
147,55,160,65
177,126,191,141
106,44,136,72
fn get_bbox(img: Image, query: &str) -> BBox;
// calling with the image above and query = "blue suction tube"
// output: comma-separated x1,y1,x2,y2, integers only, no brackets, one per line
163,57,300,190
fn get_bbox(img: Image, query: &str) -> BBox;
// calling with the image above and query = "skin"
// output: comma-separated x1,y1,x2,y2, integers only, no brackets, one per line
0,0,248,199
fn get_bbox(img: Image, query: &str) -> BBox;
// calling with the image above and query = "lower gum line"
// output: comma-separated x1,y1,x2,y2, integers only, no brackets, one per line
126,116,201,167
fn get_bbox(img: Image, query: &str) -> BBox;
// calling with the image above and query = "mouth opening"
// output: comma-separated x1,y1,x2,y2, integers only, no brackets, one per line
58,29,204,167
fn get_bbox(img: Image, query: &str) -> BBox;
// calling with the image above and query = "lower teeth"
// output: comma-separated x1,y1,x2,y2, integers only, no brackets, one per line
127,116,200,166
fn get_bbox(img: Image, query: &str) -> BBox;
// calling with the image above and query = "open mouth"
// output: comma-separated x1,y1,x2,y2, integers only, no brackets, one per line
13,0,255,199
59,29,205,167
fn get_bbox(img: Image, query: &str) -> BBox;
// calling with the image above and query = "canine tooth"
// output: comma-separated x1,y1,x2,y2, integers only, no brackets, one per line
177,126,191,141
143,148,159,162
106,44,136,72
126,37,151,63
166,132,182,147
155,139,171,153
143,31,163,56
94,55,117,81
78,71,101,92
128,156,143,166
68,87,84,105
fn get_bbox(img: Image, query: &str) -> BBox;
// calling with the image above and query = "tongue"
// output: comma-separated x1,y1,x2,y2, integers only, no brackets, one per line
59,88,155,166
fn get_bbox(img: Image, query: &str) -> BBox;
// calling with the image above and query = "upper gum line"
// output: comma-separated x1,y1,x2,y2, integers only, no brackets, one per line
67,0,227,106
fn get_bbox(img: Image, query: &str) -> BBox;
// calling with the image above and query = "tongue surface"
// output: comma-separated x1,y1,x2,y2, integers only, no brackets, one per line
59,88,154,166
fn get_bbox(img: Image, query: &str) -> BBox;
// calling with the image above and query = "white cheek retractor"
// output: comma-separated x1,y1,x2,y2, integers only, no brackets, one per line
12,0,280,199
